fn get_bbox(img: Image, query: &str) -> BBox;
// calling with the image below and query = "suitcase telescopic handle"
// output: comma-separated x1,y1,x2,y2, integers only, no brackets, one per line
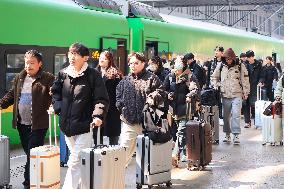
0,109,2,136
257,85,262,101
48,112,58,146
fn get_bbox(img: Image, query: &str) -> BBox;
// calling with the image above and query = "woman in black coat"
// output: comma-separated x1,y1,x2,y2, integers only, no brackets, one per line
94,51,122,145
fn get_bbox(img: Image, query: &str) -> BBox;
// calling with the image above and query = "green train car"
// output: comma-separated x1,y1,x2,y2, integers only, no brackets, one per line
1,0,284,145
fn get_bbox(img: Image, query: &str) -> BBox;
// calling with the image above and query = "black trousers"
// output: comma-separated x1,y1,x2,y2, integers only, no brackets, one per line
243,97,255,124
17,123,47,185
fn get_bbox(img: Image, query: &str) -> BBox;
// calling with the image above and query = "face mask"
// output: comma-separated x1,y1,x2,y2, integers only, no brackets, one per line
147,64,158,72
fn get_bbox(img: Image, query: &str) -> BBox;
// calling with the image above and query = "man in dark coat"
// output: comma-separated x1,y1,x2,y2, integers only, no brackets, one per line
0,50,54,189
116,52,166,166
183,53,206,89
51,43,109,189
260,56,278,101
243,50,264,128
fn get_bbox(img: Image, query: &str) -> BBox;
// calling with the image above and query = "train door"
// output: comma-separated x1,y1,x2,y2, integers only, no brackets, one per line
145,41,169,61
101,37,127,75
145,41,158,60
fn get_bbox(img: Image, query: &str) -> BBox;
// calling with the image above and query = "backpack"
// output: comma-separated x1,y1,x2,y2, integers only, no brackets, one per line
196,63,206,88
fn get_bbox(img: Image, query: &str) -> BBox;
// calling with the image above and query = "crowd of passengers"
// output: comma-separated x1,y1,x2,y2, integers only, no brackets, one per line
0,43,283,189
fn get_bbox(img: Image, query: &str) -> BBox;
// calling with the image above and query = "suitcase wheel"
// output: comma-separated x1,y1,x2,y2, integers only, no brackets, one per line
60,162,65,167
166,181,172,187
136,183,142,189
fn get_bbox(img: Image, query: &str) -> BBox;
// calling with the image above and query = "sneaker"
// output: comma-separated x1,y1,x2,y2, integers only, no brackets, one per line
219,119,224,126
172,156,179,168
244,123,251,128
233,134,240,144
180,155,187,162
212,140,219,145
223,134,231,143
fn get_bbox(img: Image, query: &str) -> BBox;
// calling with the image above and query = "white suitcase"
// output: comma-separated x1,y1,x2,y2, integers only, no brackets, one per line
80,128,126,189
0,110,12,189
30,113,60,189
262,114,283,145
255,86,270,129
136,135,172,189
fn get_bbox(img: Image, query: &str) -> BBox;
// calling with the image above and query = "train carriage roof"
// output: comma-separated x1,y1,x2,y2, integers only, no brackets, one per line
0,0,129,49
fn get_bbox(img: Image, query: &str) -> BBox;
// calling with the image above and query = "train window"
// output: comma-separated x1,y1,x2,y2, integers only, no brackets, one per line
6,54,25,69
5,73,17,91
54,54,67,75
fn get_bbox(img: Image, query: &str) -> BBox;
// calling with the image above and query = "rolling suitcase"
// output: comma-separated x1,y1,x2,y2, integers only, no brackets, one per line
80,128,126,189
262,104,283,146
255,86,270,129
136,135,172,189
186,119,212,170
30,112,60,189
0,110,12,189
201,105,219,143
60,131,70,167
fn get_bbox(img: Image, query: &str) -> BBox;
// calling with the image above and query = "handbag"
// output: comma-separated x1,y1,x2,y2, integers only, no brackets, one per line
200,88,219,106
143,106,172,144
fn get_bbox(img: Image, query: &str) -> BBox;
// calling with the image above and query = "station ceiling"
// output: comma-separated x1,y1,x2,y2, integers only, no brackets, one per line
138,0,284,7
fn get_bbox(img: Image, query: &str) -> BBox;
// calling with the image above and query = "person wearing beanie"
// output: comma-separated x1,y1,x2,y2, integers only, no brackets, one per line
164,56,199,167
243,50,264,128
212,48,250,144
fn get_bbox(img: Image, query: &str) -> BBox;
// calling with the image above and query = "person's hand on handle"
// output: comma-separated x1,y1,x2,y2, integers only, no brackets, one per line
47,105,54,115
90,117,103,128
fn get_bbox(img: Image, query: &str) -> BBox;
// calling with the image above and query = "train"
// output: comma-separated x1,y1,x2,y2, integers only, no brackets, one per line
1,0,284,145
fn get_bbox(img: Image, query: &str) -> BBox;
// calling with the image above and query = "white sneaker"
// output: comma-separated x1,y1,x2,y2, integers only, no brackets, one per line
233,135,240,144
219,119,224,126
223,134,231,143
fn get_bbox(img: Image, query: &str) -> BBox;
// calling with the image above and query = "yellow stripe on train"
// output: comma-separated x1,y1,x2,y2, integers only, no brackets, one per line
1,106,13,113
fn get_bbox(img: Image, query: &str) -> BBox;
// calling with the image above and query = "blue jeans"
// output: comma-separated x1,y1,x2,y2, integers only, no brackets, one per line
222,97,242,135
172,119,187,158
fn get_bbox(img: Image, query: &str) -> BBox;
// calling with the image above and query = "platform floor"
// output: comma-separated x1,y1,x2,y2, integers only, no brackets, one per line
9,121,284,189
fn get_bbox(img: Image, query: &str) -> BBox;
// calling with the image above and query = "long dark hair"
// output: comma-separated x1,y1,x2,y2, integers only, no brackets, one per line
97,51,116,70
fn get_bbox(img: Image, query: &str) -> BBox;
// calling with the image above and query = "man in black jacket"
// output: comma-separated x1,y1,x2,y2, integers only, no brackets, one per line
116,52,166,166
261,56,278,101
183,53,206,89
243,50,264,128
51,43,109,189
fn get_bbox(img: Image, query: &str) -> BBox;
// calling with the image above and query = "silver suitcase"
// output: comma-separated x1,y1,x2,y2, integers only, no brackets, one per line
0,110,12,188
136,135,172,189
255,86,270,129
80,128,126,189
262,114,283,146
201,105,219,142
